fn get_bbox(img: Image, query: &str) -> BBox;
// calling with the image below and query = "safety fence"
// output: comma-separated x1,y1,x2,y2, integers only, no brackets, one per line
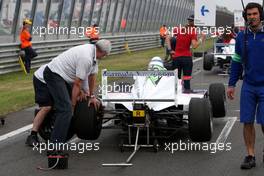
0,33,160,74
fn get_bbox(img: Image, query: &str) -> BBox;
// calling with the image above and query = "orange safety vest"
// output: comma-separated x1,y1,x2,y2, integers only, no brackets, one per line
86,27,99,40
160,27,167,38
20,28,32,49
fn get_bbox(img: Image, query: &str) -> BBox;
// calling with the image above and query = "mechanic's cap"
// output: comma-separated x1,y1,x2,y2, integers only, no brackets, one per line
187,15,194,21
148,57,164,69
23,19,32,25
95,39,112,55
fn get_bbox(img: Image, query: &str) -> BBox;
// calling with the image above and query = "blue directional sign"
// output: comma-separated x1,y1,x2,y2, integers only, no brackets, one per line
201,5,210,16
195,0,216,26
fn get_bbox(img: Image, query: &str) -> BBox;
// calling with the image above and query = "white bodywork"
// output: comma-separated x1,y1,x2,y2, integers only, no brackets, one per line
102,70,205,111
214,39,235,60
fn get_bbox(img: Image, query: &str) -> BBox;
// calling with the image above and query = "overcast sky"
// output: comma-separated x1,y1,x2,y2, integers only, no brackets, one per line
216,0,263,12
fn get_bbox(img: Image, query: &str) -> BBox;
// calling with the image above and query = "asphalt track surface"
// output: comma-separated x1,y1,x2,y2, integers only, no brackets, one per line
0,57,264,176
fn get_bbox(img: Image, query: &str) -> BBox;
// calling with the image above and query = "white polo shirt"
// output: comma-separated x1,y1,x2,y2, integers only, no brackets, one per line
47,44,98,83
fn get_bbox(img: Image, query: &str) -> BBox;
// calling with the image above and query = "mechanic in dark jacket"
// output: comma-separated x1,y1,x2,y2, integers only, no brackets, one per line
227,2,264,170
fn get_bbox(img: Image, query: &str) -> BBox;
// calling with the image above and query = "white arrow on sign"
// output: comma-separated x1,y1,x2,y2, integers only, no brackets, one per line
194,0,216,26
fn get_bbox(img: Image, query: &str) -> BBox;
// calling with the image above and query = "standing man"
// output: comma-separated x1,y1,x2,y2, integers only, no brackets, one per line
20,19,37,73
160,24,168,47
166,15,205,93
43,39,111,149
227,2,264,169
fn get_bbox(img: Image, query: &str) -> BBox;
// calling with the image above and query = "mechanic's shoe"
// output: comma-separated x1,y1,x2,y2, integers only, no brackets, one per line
240,155,256,169
25,134,39,147
183,89,194,94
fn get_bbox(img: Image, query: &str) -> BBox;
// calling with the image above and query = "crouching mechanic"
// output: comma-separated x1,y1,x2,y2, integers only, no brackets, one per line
25,64,90,146
38,40,110,151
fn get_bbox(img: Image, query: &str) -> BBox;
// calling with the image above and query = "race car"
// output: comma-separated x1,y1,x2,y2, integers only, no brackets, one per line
203,38,235,74
101,57,226,152
37,57,226,142
36,57,226,166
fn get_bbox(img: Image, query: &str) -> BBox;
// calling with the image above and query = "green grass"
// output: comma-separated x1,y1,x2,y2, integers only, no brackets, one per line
193,38,214,52
0,39,213,116
0,71,36,116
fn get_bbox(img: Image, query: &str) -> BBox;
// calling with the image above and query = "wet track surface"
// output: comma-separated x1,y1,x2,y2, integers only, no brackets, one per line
0,58,264,176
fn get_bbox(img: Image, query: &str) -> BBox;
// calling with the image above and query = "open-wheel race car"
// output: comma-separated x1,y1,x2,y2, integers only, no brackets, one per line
36,61,226,167
203,39,235,74
101,68,226,166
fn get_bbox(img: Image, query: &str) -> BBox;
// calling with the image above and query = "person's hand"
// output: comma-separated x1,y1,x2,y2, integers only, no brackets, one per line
198,32,206,43
170,50,175,55
201,33,206,41
88,96,100,110
77,90,88,101
80,90,88,101
227,86,235,100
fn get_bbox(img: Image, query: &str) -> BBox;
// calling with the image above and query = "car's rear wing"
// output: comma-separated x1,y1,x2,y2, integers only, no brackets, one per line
212,43,235,56
101,69,178,105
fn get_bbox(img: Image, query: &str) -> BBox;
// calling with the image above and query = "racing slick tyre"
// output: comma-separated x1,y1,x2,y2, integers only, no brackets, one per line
37,109,75,141
188,98,213,142
209,83,226,118
73,98,103,140
203,54,214,71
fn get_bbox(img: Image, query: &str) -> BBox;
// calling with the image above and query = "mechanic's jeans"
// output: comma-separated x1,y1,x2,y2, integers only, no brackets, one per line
43,67,72,143
172,56,193,90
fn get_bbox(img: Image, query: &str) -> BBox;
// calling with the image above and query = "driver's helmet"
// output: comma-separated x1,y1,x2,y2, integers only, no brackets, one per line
148,57,164,71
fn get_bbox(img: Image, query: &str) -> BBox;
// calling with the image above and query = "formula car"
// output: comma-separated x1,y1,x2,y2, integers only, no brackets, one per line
203,38,235,74
101,57,226,166
36,57,226,166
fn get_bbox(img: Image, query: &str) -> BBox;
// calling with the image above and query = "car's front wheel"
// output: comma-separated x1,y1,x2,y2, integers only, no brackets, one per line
203,54,214,71
209,83,226,118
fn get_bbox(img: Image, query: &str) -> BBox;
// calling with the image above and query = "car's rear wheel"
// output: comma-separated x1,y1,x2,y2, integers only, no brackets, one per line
188,98,213,142
73,99,103,140
209,83,226,117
